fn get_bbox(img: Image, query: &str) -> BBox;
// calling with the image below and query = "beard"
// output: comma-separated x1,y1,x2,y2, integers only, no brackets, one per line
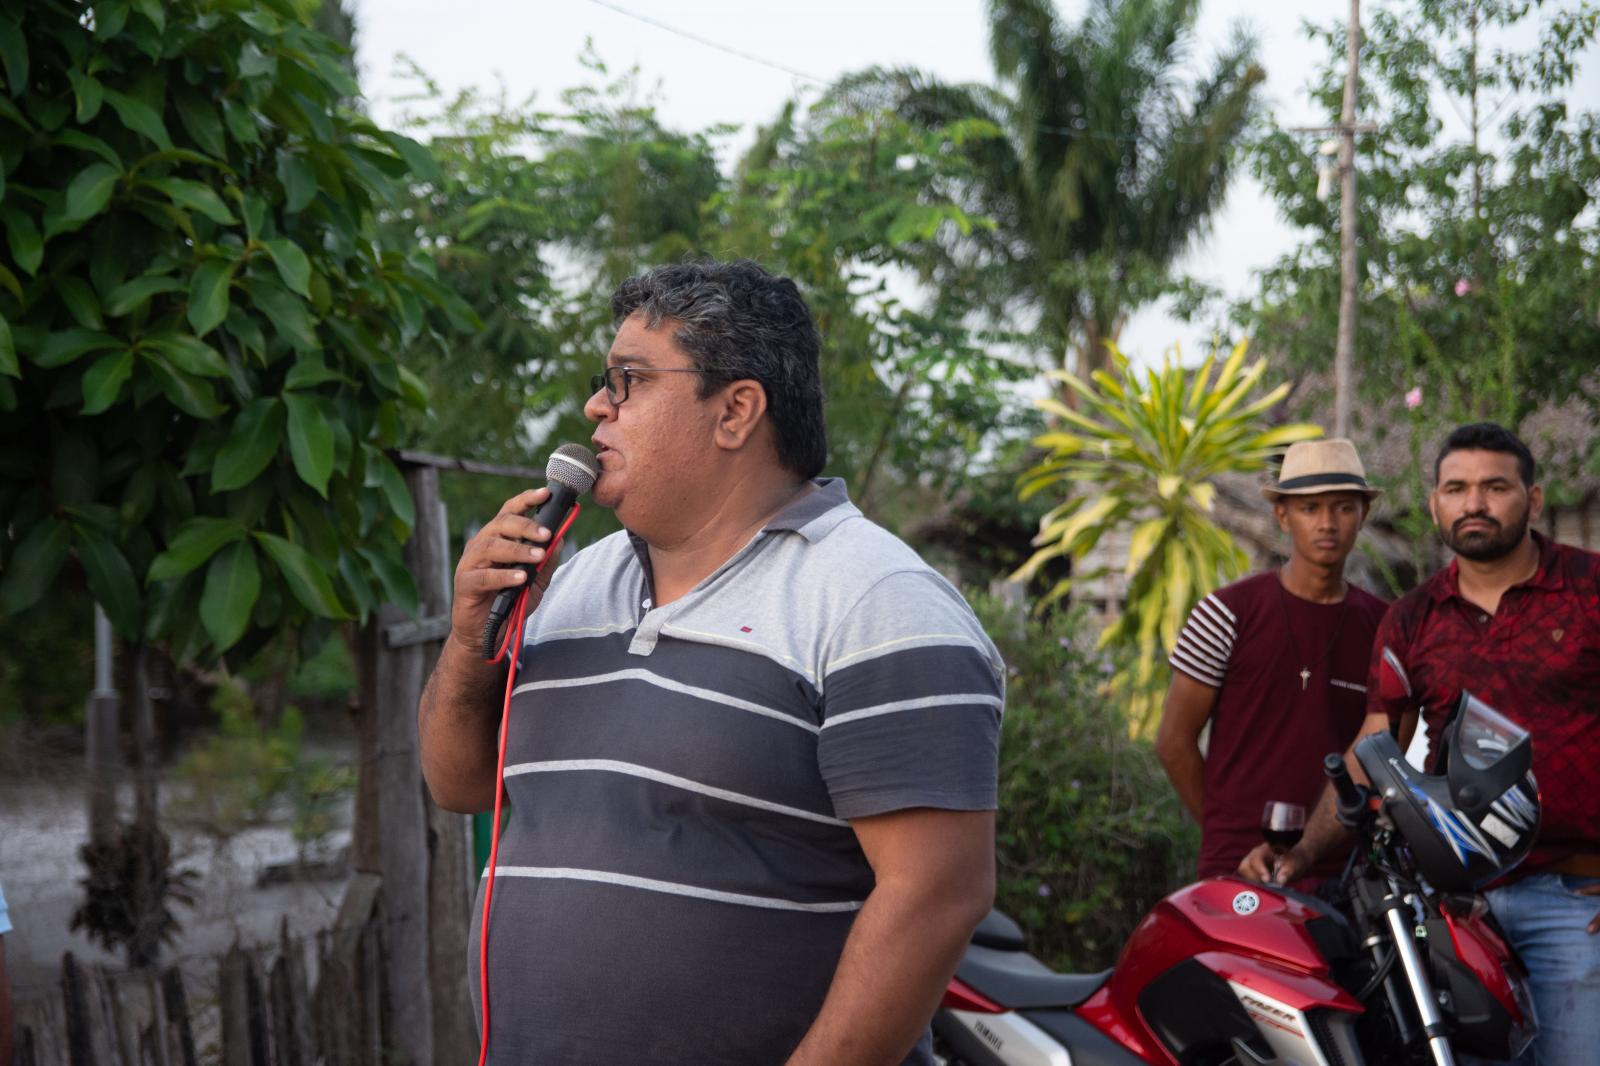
1443,507,1530,561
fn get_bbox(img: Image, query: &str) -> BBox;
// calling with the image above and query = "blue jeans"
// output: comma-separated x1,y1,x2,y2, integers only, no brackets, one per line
1468,873,1600,1066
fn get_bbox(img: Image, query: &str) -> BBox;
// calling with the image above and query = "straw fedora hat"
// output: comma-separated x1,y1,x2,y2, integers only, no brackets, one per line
1261,438,1382,500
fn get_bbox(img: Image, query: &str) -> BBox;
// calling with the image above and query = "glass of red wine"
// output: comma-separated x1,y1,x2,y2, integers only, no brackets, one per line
1261,801,1306,855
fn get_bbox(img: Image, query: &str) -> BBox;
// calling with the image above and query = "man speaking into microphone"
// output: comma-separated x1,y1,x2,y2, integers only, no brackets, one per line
418,259,1003,1065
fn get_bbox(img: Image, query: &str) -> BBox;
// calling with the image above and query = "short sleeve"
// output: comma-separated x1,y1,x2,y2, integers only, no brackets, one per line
1365,604,1417,728
817,571,1003,820
1169,592,1237,687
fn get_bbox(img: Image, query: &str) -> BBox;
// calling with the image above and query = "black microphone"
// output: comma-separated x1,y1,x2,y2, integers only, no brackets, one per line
480,444,598,658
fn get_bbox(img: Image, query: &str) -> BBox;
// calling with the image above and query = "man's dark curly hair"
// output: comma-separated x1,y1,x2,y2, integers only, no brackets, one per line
611,259,828,479
1434,422,1536,487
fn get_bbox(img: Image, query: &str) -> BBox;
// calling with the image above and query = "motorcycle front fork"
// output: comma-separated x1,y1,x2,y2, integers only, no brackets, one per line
1372,881,1457,1066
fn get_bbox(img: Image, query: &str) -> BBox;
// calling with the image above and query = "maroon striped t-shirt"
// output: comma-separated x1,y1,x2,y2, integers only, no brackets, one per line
1171,572,1388,880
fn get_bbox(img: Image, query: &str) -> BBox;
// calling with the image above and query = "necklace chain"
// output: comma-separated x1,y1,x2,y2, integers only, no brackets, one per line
1277,572,1350,691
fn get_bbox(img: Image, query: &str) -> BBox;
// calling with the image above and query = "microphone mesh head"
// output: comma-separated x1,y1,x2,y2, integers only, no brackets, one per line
546,443,598,494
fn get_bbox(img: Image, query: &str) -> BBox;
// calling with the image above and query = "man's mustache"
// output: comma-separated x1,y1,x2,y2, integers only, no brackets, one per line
1452,513,1501,534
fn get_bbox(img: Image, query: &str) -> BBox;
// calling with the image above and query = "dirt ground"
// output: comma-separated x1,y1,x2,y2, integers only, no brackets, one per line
0,730,353,1003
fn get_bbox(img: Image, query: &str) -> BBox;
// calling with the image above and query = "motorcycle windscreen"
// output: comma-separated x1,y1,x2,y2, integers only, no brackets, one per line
1453,693,1530,770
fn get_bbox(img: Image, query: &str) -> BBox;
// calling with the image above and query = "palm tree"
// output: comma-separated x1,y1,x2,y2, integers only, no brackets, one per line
836,0,1264,381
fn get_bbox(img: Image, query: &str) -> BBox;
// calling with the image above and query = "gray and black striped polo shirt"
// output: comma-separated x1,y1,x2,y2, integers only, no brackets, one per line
469,478,1004,1065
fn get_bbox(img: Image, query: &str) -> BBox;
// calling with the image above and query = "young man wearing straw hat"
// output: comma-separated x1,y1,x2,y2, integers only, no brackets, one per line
1156,438,1388,886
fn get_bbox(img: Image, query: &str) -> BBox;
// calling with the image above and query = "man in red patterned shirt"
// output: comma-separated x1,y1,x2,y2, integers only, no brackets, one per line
1251,423,1599,1066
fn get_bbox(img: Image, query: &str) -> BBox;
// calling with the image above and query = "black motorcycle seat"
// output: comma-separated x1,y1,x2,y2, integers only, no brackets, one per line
971,908,1027,951
956,943,1112,1010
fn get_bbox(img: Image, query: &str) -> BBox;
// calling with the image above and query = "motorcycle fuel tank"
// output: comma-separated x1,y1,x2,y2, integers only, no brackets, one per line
1079,877,1365,1066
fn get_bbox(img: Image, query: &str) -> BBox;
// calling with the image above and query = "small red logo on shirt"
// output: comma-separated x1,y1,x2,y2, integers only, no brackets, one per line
739,626,753,633
1552,628,1565,643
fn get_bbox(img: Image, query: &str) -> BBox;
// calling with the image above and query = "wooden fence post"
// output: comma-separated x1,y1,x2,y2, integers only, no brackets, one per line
268,919,312,1066
346,451,545,1066
407,470,477,1063
160,968,198,1066
60,952,94,1066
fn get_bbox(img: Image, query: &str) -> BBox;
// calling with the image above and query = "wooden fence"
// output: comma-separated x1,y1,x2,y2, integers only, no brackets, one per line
10,876,405,1066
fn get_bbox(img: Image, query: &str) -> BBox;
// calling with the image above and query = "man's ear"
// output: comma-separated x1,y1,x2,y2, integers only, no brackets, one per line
1428,490,1441,530
1272,499,1289,533
713,379,768,452
1528,483,1545,525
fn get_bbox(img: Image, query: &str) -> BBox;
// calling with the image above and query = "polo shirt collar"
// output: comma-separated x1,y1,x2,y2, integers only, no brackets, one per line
623,477,858,574
1429,529,1562,603
764,477,857,542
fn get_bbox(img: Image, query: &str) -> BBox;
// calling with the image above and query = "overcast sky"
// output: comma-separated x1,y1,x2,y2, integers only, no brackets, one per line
350,0,1598,363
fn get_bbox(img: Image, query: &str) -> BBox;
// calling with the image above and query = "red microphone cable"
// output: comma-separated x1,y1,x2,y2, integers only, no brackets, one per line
474,503,581,1066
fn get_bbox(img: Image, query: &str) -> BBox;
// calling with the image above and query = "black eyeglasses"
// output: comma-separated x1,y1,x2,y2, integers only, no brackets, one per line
589,365,713,406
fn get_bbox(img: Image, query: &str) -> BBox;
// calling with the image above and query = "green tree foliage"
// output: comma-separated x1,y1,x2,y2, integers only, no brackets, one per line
0,0,468,662
387,56,1034,537
975,595,1197,970
717,92,1037,517
1245,0,1600,429
380,57,726,536
834,0,1264,380
1014,341,1320,731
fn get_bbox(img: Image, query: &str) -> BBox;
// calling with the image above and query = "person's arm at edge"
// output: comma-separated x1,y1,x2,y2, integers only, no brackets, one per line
418,487,559,814
1239,708,1417,883
1155,671,1218,824
0,935,13,1066
785,808,994,1066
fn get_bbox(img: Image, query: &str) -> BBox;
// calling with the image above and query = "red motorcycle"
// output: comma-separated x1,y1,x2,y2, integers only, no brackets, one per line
935,694,1540,1066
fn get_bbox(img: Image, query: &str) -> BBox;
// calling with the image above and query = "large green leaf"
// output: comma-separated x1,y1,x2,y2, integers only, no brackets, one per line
187,257,234,335
68,69,104,123
53,130,123,168
173,89,226,158
248,279,317,350
32,329,122,368
284,392,333,496
0,518,70,614
356,544,419,616
131,0,166,35
0,15,27,96
74,525,142,637
81,348,135,413
253,531,350,619
145,356,225,418
147,333,229,377
200,539,260,652
61,163,122,226
146,516,247,582
106,274,186,317
378,131,440,183
0,313,15,377
369,450,415,529
58,277,104,329
284,355,349,390
144,177,236,225
1,208,42,275
277,153,316,212
211,397,285,491
102,88,173,150
262,238,312,297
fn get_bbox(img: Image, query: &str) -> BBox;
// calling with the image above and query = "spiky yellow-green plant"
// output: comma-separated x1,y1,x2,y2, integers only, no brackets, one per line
1013,340,1322,734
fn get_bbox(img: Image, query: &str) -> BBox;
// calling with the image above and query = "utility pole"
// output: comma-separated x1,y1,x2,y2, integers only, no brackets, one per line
1333,0,1361,439
1292,3,1374,439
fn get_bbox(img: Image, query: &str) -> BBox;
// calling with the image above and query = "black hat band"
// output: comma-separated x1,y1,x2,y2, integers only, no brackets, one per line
1274,472,1371,491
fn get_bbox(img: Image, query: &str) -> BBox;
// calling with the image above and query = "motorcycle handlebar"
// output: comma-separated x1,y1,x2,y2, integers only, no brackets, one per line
1324,753,1365,812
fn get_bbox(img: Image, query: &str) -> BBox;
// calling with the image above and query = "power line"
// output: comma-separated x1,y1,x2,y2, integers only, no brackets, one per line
585,0,1234,150
586,0,824,86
